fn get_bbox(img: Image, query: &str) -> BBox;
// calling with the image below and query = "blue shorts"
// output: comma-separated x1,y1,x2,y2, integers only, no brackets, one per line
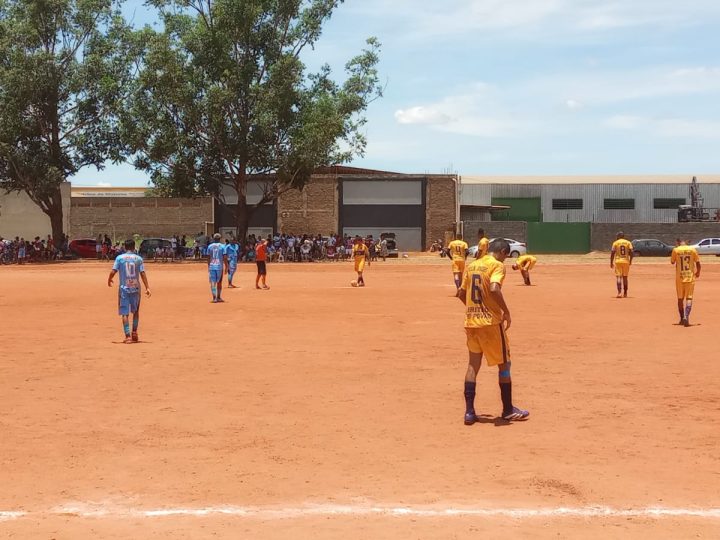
118,291,140,316
228,261,237,273
209,268,223,283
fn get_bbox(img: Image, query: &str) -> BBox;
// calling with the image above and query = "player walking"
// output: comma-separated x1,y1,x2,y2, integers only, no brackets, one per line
671,240,701,327
512,254,537,285
255,238,270,290
352,236,369,287
457,239,529,425
207,233,226,303
107,239,151,343
225,238,240,288
475,228,489,259
610,232,633,298
447,234,468,289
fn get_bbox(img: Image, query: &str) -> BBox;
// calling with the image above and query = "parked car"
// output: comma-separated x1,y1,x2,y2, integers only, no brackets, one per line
467,238,527,258
631,239,673,257
691,238,720,256
380,232,399,257
139,238,173,258
68,238,98,258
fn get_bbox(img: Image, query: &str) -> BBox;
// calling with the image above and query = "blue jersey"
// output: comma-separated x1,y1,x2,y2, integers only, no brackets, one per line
113,253,144,293
225,243,239,263
207,242,226,270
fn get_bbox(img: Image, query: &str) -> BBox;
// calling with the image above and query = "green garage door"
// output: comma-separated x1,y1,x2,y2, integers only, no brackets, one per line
527,222,590,254
491,197,542,222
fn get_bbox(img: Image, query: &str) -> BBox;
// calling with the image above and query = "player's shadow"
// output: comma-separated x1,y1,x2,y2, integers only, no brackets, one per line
111,341,152,345
472,414,515,427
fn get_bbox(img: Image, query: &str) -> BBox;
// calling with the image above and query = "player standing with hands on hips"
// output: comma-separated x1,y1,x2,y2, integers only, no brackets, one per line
610,232,633,298
457,238,529,425
108,239,151,343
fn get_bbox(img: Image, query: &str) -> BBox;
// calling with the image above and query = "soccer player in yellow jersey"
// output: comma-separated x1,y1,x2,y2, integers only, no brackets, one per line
457,238,529,425
475,228,489,259
610,232,633,298
447,234,469,289
671,240,701,326
512,254,537,285
352,236,369,287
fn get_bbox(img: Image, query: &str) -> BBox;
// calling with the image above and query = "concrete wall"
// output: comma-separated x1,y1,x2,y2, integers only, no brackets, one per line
462,221,527,243
69,197,213,240
591,222,720,251
0,183,71,238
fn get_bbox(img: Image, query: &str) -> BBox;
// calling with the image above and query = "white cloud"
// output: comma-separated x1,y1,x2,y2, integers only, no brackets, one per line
96,182,112,187
604,115,646,130
394,107,451,125
565,99,583,110
604,115,720,139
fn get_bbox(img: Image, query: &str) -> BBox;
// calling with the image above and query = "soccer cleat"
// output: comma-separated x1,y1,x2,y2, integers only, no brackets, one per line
682,319,690,327
464,412,478,425
616,293,622,298
502,407,529,421
216,298,225,303
131,331,139,343
123,336,133,344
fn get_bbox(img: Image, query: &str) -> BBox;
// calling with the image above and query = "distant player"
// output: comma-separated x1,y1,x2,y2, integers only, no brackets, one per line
671,240,701,327
255,238,270,290
352,236,369,287
447,234,469,289
610,232,633,298
512,254,537,285
225,238,240,288
457,239,529,425
107,239,151,343
475,228,489,259
207,233,226,303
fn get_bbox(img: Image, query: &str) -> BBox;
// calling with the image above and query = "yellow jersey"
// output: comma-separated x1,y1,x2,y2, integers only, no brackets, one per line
671,246,700,283
611,239,633,262
461,255,506,328
516,255,537,269
477,237,489,258
448,240,468,261
353,243,369,260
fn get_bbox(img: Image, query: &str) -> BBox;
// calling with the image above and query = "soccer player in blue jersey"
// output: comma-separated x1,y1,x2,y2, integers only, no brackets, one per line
207,233,227,302
225,237,240,288
107,239,151,343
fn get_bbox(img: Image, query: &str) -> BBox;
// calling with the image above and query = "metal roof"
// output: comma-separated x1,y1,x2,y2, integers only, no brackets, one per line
461,175,720,185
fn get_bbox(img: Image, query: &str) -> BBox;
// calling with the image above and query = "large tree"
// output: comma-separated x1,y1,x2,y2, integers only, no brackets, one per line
124,0,381,240
0,0,133,240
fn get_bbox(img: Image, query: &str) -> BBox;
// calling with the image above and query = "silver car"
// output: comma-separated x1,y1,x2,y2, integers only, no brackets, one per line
467,238,527,258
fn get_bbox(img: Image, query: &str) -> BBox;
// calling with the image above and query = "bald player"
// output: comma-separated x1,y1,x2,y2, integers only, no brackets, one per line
447,233,469,289
610,232,633,298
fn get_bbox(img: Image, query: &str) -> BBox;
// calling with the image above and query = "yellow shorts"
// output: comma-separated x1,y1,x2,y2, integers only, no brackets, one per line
465,325,510,367
452,260,465,274
521,261,536,271
676,281,695,300
614,261,630,277
354,259,365,273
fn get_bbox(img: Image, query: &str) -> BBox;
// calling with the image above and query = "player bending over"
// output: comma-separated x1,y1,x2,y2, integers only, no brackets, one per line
447,233,469,289
225,237,240,288
512,254,537,285
207,233,227,303
352,236,369,287
457,238,529,425
475,228,489,259
108,239,151,343
671,240,701,327
610,232,633,298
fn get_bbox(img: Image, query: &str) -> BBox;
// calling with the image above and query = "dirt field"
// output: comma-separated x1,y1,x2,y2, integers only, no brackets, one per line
1,257,720,539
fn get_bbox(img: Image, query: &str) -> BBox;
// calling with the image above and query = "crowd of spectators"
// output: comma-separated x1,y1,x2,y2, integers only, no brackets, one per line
0,234,70,264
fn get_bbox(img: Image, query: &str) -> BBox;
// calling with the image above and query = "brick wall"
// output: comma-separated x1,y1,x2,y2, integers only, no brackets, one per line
591,222,720,251
276,175,339,235
69,197,213,240
462,221,528,243
426,175,457,250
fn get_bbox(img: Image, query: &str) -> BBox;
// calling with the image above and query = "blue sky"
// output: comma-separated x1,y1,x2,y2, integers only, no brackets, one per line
75,0,720,186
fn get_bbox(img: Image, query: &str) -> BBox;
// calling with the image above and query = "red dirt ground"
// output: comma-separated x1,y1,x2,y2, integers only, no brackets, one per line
1,258,719,539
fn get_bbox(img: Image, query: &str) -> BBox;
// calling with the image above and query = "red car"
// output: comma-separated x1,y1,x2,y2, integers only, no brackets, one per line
69,238,98,258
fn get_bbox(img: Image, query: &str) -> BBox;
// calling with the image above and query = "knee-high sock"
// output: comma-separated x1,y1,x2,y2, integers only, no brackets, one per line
685,299,693,320
464,381,476,414
499,381,512,415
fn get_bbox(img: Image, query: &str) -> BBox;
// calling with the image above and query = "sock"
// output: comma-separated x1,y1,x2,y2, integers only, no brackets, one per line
678,304,685,320
464,381,476,414
685,301,693,320
132,315,139,332
616,279,622,293
122,321,130,336
454,277,461,288
211,284,217,299
499,382,513,415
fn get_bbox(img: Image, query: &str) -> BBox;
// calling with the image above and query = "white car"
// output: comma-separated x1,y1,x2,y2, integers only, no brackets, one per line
691,238,720,256
467,238,527,258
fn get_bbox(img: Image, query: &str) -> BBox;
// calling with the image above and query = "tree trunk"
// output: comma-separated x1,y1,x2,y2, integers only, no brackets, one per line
41,185,65,242
235,194,249,243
